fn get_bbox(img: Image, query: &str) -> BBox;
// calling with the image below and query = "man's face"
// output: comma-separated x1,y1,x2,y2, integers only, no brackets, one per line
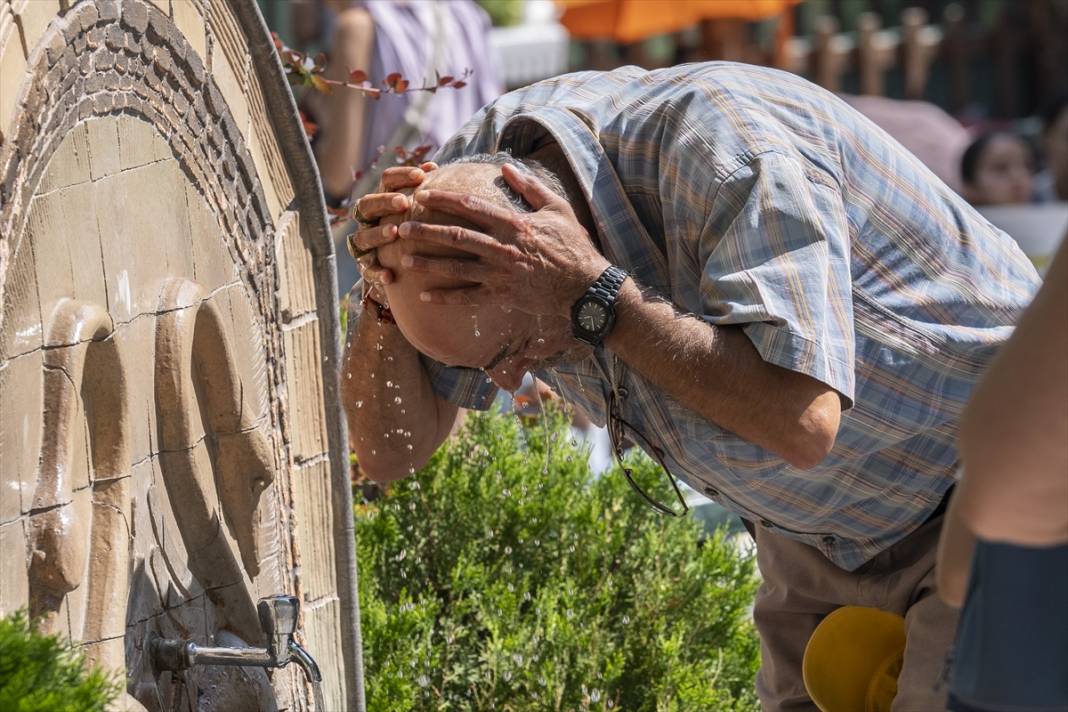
375,165,585,391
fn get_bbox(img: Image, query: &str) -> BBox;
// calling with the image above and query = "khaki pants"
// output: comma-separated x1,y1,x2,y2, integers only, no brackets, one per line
754,513,959,712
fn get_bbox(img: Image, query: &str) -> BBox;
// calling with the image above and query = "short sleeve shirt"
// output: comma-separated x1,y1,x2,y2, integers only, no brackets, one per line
404,63,1040,570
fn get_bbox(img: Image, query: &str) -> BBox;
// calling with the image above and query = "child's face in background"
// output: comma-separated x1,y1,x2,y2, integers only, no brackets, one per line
966,134,1035,205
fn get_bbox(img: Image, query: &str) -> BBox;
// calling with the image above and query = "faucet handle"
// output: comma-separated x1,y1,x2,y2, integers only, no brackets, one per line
258,595,300,662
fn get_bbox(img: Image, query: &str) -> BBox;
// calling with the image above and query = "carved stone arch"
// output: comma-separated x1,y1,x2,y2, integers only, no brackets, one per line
1,1,361,710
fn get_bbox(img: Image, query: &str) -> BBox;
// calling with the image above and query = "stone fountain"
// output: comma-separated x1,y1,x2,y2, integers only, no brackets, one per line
0,1,363,709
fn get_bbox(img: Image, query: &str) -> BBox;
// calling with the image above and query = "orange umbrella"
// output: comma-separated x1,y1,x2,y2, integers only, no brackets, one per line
558,0,800,44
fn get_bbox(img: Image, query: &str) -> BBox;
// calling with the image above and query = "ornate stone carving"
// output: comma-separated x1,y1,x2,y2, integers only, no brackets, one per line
0,1,361,710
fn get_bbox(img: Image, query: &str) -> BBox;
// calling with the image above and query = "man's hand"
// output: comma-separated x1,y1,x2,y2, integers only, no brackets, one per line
397,163,610,317
348,162,437,289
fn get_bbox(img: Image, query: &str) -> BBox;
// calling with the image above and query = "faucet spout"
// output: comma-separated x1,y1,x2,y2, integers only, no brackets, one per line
288,639,323,683
150,594,323,687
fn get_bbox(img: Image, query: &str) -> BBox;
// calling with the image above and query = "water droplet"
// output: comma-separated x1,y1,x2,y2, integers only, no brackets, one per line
386,380,394,387
474,329,481,337
504,546,512,555
355,400,363,408
394,396,402,404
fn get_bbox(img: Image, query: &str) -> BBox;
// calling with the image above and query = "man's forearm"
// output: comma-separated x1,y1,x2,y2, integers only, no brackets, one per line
341,309,456,481
604,280,841,469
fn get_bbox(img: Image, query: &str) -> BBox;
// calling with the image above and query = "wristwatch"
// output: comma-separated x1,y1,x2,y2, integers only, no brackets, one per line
571,265,629,346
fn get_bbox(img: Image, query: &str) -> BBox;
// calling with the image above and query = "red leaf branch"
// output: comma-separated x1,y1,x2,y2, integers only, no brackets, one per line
271,32,472,100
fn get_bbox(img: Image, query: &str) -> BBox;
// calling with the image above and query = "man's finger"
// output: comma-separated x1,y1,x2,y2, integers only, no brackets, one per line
361,262,395,285
349,224,399,253
398,221,520,263
381,166,429,192
354,192,410,221
401,254,501,283
413,190,519,234
501,163,568,213
418,286,493,306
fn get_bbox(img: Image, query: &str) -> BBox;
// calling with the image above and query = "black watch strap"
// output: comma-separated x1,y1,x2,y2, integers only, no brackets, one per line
588,265,628,303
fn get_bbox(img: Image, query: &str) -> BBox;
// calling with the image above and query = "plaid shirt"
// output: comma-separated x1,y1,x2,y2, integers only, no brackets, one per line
399,63,1040,569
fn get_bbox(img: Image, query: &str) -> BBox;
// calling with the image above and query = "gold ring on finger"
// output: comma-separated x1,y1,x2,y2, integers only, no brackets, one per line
353,247,377,260
352,203,376,226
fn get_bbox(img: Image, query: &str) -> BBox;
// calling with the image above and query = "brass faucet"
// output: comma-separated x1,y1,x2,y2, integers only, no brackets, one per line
151,595,322,684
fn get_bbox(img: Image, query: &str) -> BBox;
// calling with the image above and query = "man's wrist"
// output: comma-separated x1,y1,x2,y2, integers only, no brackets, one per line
564,257,614,318
602,278,641,350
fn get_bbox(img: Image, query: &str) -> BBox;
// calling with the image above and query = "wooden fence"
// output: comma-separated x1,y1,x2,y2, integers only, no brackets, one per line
684,1,1067,119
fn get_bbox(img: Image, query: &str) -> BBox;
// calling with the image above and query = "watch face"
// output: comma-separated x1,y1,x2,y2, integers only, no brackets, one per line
577,300,609,333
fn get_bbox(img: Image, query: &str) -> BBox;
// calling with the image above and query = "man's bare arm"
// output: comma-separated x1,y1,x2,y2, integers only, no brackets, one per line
342,309,458,482
341,167,455,482
406,165,841,468
607,281,841,470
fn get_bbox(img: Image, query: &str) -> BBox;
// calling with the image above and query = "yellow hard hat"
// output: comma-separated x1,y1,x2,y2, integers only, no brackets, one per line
802,606,907,712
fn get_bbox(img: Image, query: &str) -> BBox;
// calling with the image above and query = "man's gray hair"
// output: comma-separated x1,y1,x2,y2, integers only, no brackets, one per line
441,152,567,212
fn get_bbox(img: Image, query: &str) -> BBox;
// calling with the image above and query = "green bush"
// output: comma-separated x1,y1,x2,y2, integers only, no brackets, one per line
356,407,761,711
0,612,118,712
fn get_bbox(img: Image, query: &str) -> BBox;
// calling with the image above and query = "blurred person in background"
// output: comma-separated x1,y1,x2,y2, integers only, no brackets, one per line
1034,94,1068,203
299,0,502,290
937,233,1068,712
960,131,1036,206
